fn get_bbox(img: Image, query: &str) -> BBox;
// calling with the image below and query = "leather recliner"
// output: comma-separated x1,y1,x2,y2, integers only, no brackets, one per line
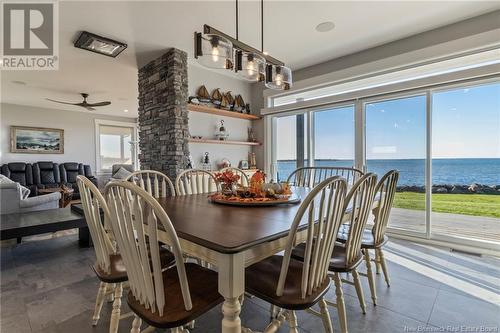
0,163,38,196
59,163,98,199
33,162,60,190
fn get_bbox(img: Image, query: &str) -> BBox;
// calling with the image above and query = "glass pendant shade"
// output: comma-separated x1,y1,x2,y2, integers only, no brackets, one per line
265,65,292,90
197,33,233,69
236,51,265,81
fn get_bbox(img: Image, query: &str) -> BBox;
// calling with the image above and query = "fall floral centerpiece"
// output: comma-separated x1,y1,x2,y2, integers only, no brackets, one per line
211,169,294,204
214,169,240,195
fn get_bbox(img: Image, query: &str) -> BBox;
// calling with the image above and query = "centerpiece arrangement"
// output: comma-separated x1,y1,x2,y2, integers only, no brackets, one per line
210,170,300,206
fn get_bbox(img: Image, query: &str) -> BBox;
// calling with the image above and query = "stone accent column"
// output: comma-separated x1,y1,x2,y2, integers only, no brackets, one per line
138,48,189,180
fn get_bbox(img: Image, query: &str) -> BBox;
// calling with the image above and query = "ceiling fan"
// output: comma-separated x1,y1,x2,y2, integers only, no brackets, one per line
46,93,111,111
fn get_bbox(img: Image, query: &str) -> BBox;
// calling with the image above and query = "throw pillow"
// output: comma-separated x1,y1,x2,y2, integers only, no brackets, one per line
112,167,132,180
0,174,31,199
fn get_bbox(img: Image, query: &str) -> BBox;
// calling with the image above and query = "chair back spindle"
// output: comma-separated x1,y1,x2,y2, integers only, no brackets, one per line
371,170,399,245
76,176,115,274
276,176,348,299
287,167,364,187
343,173,378,266
104,181,192,316
175,169,219,195
125,170,176,198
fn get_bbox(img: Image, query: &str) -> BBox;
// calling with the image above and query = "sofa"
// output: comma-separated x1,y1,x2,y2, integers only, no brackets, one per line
0,163,38,196
0,182,61,214
1,161,98,199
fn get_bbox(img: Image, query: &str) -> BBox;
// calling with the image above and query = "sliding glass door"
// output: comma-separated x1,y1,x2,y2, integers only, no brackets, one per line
365,95,428,235
313,105,355,168
274,113,308,181
431,82,500,243
269,78,499,249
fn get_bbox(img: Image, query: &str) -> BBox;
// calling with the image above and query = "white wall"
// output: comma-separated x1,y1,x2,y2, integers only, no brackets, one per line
187,64,256,170
0,103,136,173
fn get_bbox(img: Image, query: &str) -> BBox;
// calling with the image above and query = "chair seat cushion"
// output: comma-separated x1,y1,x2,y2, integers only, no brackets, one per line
245,255,330,310
337,224,388,249
127,263,223,329
291,242,363,273
93,247,175,283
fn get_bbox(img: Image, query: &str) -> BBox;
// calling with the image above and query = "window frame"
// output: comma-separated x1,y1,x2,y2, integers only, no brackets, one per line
94,119,138,174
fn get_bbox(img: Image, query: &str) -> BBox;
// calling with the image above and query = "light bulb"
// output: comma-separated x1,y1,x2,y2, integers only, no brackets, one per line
212,46,219,63
275,73,283,87
247,60,255,75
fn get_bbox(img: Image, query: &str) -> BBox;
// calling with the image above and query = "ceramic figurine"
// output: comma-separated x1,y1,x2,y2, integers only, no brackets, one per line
197,85,211,104
201,152,211,171
224,91,234,110
220,94,231,110
215,120,229,141
211,88,222,106
234,95,245,112
245,103,251,114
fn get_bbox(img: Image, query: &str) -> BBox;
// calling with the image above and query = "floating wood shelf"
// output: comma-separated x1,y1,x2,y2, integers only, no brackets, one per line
188,138,261,146
187,104,261,120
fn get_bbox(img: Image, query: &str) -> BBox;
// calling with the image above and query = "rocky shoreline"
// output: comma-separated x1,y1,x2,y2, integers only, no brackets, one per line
397,183,500,194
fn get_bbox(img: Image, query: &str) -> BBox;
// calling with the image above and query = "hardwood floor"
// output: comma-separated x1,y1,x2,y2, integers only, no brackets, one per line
1,234,499,332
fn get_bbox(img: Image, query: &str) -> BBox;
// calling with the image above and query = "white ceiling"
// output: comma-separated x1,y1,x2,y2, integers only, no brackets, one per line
2,1,499,118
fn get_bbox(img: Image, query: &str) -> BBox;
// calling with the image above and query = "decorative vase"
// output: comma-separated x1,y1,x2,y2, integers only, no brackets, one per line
221,183,237,196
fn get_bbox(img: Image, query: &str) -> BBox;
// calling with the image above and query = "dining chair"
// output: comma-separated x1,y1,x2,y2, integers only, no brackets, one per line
219,167,250,186
337,169,399,306
245,176,348,333
175,169,219,195
125,170,176,198
76,175,130,333
104,181,223,333
287,166,364,187
291,173,377,333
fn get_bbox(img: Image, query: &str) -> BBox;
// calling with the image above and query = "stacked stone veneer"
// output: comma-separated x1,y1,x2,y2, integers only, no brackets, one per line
138,48,189,180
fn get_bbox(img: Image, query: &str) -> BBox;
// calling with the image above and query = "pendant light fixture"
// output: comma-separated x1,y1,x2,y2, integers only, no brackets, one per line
194,0,292,90
194,33,233,69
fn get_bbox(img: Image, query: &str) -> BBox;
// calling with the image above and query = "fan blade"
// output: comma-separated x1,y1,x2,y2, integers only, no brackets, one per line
86,101,111,107
46,98,80,105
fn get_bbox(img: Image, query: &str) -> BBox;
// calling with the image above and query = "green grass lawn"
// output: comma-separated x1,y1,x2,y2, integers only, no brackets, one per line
394,192,500,218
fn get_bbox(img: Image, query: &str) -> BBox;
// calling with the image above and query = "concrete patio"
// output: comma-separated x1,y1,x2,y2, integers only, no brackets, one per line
388,208,500,243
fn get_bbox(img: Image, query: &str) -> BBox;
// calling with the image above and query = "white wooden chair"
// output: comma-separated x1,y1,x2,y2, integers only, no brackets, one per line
104,181,223,333
219,167,250,186
287,166,364,187
175,169,219,195
338,170,399,306
76,175,128,333
245,176,348,333
329,173,377,332
125,170,176,198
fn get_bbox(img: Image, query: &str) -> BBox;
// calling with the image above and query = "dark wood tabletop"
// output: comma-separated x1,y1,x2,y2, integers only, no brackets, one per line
157,187,313,254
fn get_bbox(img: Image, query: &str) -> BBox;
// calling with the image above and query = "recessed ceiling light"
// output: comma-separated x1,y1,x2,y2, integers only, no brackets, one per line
124,109,129,113
263,51,269,55
11,80,27,85
315,21,335,32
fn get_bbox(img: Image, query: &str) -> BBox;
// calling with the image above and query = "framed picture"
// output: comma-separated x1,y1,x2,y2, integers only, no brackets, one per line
10,126,64,154
239,160,249,170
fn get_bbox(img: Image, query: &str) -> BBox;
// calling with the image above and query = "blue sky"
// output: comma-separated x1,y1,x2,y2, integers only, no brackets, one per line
277,82,500,160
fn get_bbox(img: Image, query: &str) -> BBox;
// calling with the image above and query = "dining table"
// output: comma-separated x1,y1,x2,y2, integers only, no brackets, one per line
154,186,376,333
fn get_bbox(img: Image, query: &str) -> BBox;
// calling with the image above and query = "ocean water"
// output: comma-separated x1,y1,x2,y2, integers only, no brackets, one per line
276,158,500,186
